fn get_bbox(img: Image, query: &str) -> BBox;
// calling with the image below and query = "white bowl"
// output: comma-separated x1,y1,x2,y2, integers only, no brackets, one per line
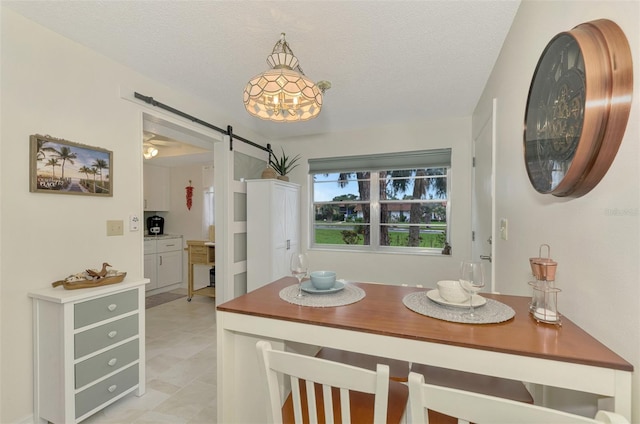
309,271,337,290
437,280,470,303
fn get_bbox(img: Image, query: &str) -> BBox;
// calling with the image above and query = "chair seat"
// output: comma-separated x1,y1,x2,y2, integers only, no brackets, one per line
282,378,409,424
411,363,533,403
315,347,410,382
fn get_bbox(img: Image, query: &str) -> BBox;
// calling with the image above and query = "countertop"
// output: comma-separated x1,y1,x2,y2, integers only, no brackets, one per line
144,234,183,240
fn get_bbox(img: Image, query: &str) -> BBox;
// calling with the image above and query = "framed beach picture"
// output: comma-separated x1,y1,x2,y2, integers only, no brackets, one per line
29,134,113,197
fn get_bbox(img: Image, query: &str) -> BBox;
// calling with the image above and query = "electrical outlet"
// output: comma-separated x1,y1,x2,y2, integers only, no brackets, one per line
107,220,124,236
500,218,508,240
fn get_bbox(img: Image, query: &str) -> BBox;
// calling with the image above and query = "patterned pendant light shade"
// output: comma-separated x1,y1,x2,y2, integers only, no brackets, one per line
243,33,329,122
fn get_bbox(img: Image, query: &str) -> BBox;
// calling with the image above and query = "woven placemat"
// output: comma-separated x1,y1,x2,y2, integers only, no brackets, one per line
403,291,515,324
279,284,365,307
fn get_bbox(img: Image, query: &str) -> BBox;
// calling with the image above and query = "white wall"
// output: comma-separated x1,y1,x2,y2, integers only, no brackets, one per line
279,116,473,286
0,9,258,422
475,0,639,419
166,163,215,287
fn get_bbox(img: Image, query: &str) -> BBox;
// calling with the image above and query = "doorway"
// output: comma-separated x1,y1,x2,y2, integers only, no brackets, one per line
471,98,496,292
141,113,219,296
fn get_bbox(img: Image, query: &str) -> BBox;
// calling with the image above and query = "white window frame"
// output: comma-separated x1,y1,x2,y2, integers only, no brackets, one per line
308,149,452,255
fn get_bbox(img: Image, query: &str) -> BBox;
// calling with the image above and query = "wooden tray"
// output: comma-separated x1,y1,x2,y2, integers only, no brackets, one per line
52,272,126,290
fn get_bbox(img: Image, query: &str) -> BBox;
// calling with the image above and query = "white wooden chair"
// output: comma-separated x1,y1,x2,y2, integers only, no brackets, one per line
256,340,408,424
408,371,629,424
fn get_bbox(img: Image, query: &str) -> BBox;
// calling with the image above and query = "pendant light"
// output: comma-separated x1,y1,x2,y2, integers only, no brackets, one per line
243,33,330,122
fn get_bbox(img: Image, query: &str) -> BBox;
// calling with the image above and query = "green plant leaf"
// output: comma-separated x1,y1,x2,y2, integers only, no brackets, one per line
269,147,301,176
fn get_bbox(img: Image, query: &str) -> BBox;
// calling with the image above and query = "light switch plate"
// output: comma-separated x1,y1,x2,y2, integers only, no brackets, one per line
500,218,508,240
107,220,124,236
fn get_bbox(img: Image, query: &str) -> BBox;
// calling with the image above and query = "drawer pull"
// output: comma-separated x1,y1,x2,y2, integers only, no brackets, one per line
107,304,117,312
108,385,117,393
108,331,118,338
166,244,175,247
108,358,117,366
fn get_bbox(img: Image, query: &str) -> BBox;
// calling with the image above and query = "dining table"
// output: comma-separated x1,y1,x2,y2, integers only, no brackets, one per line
216,277,633,423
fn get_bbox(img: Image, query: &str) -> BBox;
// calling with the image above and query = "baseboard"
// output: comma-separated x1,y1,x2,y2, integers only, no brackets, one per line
17,413,39,424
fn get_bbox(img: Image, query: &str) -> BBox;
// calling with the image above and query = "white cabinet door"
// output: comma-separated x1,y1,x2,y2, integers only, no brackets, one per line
144,253,157,291
272,184,300,279
247,180,301,292
143,165,170,211
271,184,288,279
157,250,182,288
145,236,183,291
285,183,300,253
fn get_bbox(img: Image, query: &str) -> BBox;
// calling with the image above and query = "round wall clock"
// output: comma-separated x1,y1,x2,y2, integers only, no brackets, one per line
523,19,633,197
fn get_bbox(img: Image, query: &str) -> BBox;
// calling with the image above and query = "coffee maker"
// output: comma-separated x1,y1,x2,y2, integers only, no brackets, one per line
146,215,165,235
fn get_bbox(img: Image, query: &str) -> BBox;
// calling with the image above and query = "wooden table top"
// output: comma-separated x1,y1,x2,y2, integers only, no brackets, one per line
217,278,632,372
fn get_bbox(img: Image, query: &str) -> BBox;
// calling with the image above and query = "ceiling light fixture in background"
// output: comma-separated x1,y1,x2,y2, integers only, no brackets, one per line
143,146,158,159
243,33,330,123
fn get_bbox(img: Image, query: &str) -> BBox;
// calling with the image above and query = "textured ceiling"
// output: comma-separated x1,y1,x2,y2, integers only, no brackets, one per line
5,1,520,141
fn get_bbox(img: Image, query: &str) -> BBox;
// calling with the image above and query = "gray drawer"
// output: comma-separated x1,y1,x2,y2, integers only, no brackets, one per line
157,237,181,253
75,340,139,389
75,315,138,359
75,363,138,419
74,289,138,329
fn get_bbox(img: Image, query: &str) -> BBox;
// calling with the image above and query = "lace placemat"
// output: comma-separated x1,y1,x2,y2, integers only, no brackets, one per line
403,291,515,324
279,284,366,307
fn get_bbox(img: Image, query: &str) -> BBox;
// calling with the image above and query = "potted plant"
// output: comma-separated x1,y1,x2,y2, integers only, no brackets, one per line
268,147,301,181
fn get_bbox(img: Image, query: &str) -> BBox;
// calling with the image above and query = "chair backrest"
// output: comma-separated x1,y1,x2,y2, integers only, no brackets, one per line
408,372,629,424
256,340,391,424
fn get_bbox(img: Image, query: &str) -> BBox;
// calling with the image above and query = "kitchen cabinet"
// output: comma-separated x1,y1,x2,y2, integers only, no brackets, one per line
247,179,300,292
29,279,147,424
143,164,170,211
144,236,183,292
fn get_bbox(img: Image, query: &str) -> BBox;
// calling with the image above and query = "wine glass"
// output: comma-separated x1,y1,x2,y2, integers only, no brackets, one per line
290,252,309,298
459,261,485,320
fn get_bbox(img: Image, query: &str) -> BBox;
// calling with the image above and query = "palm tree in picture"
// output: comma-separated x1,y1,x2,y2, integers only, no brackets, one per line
89,168,98,192
79,166,92,188
92,159,108,185
53,146,77,180
45,158,60,179
36,139,56,162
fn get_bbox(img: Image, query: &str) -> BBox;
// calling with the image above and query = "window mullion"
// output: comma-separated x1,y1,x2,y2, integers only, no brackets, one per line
445,168,452,245
370,172,380,250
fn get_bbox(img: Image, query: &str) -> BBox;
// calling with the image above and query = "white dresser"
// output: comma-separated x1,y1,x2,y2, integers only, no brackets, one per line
29,279,148,423
246,179,300,292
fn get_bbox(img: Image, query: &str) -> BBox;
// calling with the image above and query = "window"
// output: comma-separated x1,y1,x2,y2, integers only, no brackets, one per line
309,149,451,254
203,185,215,238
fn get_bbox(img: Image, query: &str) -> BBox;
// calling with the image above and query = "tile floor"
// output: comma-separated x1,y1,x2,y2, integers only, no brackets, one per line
82,290,217,424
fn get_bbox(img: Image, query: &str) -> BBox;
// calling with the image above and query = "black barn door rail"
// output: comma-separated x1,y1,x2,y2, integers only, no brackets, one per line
134,92,271,156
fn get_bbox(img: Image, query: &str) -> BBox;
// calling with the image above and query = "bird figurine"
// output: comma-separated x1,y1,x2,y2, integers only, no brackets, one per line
86,262,112,279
